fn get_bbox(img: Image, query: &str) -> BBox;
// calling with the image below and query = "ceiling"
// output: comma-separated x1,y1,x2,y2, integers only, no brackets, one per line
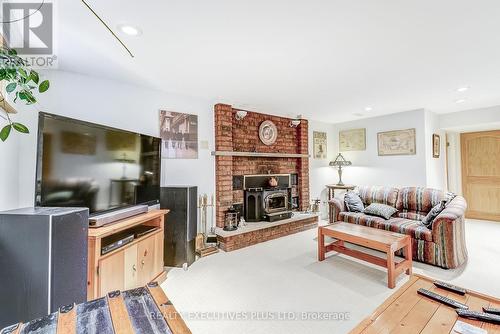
55,0,500,123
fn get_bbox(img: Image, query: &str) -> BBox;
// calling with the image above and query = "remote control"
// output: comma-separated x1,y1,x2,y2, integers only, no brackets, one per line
433,280,466,295
456,309,500,324
483,307,500,315
417,288,469,309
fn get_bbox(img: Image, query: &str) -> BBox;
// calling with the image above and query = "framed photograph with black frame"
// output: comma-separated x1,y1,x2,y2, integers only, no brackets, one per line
433,133,440,158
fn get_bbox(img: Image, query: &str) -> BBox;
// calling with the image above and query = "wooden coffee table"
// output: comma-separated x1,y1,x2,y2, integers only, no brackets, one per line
318,222,412,289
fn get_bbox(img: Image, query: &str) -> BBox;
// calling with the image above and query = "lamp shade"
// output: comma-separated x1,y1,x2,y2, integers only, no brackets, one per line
329,153,352,167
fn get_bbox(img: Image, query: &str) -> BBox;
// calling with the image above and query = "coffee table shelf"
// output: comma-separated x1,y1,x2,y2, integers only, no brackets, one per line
318,222,412,289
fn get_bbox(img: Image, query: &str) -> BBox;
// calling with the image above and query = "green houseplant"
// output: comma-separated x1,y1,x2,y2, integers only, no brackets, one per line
0,45,50,141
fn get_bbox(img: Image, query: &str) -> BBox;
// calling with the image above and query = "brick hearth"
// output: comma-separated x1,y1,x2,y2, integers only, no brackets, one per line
214,103,310,229
216,214,319,252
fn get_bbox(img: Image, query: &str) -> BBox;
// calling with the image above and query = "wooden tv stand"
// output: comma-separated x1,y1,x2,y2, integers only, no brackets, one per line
87,209,169,300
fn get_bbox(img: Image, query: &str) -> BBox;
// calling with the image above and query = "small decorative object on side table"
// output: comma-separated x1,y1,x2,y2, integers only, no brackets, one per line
326,184,355,200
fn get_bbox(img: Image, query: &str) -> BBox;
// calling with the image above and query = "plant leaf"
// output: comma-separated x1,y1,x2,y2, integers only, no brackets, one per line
0,125,12,141
8,48,17,56
29,70,39,84
18,68,27,79
18,91,28,100
25,91,36,104
12,122,29,133
39,80,50,93
6,82,16,93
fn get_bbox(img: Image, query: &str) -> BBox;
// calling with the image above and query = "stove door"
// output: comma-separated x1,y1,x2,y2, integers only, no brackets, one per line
264,192,288,214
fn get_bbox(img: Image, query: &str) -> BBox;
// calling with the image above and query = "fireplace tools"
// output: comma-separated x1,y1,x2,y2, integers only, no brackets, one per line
196,194,218,257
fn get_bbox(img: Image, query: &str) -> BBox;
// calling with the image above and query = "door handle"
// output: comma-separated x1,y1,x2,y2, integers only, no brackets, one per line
133,264,137,272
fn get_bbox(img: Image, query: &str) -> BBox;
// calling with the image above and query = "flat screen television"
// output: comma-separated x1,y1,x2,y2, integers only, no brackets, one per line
35,113,161,216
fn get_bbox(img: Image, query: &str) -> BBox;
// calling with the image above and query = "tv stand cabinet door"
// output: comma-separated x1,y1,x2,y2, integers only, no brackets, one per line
99,251,125,297
124,244,138,289
153,232,164,277
137,235,156,286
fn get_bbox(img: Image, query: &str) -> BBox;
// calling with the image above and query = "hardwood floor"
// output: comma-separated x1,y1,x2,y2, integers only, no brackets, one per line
350,275,500,334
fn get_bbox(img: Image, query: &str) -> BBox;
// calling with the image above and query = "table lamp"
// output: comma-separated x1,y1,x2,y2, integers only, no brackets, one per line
329,153,352,186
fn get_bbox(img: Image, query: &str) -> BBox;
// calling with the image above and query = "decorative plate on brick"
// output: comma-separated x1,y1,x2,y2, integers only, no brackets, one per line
259,120,278,145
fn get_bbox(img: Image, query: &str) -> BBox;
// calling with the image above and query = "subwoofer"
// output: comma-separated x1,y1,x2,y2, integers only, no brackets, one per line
160,186,197,268
0,207,88,328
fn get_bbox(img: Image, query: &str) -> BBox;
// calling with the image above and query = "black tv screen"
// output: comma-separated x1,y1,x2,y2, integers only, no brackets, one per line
35,113,161,216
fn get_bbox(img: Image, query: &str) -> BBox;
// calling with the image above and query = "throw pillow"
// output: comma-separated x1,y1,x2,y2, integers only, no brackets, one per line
421,200,446,228
363,203,397,220
444,191,457,203
344,191,364,212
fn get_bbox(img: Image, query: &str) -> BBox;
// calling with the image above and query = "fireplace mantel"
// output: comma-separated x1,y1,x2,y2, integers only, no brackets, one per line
211,151,310,158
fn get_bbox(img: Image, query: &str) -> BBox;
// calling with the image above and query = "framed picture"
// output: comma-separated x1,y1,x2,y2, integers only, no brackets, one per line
313,131,327,159
377,128,416,156
159,110,198,159
433,134,440,158
339,128,366,151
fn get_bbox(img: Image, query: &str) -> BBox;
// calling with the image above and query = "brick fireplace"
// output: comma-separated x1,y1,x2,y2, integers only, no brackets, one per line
214,103,310,229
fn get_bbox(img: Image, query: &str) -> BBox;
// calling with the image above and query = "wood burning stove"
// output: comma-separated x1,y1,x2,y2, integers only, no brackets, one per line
242,173,293,223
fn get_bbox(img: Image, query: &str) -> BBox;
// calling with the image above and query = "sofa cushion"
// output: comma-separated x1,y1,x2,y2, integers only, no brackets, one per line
396,187,444,216
356,186,399,207
339,212,432,241
339,211,385,229
379,218,433,242
364,203,398,219
344,191,364,212
398,211,426,221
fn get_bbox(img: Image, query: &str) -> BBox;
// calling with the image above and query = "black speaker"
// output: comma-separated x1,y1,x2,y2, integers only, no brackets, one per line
0,207,88,328
160,186,197,267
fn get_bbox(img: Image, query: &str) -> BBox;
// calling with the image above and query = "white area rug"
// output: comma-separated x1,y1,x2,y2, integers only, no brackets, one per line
161,219,500,334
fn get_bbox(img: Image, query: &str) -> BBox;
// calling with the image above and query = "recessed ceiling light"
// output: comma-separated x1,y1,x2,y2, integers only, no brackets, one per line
457,86,469,93
455,99,466,104
364,107,373,111
117,24,142,36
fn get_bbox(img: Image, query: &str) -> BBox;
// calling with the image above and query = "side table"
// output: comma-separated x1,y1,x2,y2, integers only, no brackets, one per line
326,184,355,200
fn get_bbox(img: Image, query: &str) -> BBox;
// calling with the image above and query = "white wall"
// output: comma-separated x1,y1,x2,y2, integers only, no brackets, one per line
446,132,462,195
308,120,336,218
0,131,19,211
440,105,500,131
331,109,429,188
3,70,217,211
424,110,447,190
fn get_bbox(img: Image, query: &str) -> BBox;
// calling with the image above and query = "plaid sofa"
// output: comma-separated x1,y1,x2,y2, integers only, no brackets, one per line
329,186,468,269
